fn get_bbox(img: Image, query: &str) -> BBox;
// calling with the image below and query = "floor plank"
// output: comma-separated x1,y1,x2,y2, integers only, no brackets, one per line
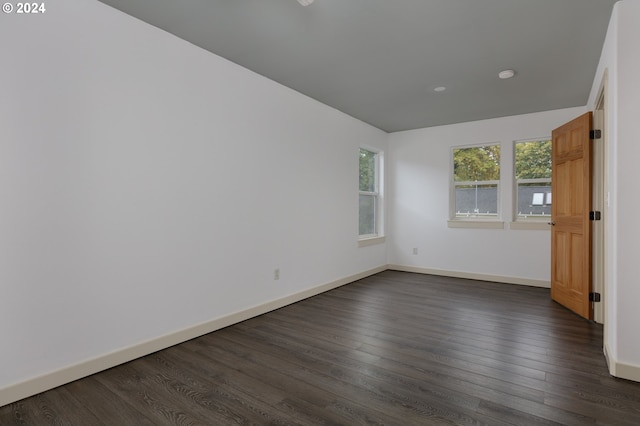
1,271,639,425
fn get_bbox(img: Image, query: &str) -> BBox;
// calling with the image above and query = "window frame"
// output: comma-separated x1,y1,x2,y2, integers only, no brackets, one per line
449,142,503,228
513,138,552,227
359,146,384,243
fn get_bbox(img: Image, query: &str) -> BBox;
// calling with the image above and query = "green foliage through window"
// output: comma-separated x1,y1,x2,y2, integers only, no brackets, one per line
515,140,551,179
453,145,500,182
359,149,377,192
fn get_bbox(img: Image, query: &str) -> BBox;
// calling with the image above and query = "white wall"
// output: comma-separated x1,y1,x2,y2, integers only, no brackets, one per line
0,0,387,403
587,0,640,380
615,0,640,375
387,107,586,284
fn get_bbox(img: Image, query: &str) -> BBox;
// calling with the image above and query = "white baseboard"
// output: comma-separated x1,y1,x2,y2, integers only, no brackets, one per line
388,264,551,288
6,264,635,407
605,343,640,382
0,265,387,408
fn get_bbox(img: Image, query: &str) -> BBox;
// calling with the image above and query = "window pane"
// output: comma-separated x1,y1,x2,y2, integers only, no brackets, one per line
515,140,551,179
359,148,377,192
515,140,552,220
517,182,552,217
453,145,500,182
455,183,498,217
359,194,376,235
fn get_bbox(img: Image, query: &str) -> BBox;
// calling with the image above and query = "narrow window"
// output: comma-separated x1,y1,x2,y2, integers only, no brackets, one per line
452,144,501,219
359,148,380,237
514,139,552,220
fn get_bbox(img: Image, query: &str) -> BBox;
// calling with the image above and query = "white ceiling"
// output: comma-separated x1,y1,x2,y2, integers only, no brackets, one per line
97,0,617,132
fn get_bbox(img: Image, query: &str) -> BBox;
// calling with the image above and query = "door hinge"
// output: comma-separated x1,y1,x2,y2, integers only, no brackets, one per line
589,211,602,221
590,129,602,139
589,292,601,302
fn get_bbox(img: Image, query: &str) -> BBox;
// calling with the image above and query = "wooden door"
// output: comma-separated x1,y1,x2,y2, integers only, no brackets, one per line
551,112,593,319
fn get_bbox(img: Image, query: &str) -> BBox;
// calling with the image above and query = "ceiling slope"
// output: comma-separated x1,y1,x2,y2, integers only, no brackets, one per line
97,0,617,132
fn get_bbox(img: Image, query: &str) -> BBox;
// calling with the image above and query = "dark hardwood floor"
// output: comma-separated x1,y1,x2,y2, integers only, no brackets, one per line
2,270,640,425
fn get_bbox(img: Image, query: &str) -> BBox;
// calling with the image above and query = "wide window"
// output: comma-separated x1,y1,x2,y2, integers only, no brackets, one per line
515,139,551,220
452,144,501,219
359,148,380,238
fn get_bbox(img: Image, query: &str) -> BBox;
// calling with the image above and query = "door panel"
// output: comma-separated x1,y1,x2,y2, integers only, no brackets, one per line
551,112,592,319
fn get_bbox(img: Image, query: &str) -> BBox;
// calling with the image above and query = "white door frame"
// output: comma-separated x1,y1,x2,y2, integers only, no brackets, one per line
592,69,608,326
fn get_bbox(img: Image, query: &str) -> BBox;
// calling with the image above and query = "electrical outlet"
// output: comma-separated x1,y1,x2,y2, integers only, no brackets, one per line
274,268,280,280
412,247,418,255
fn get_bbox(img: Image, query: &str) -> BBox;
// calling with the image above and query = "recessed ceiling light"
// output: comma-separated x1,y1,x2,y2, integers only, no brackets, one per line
433,86,447,92
297,0,314,5
498,69,516,79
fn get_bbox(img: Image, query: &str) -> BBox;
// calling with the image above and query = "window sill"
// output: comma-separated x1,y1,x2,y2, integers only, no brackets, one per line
510,221,551,230
358,236,386,247
447,220,505,229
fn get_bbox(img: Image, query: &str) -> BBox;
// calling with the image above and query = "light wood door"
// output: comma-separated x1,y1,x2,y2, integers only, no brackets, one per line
551,112,593,319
